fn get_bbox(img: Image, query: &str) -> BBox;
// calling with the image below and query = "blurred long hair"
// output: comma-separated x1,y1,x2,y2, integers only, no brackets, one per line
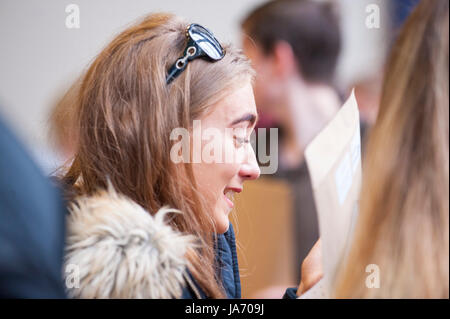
335,0,449,298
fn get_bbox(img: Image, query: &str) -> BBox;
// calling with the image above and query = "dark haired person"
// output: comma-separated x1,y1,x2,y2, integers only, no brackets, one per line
241,0,341,287
0,117,66,298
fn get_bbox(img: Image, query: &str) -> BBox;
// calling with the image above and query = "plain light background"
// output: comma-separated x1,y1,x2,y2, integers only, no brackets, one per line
0,0,389,172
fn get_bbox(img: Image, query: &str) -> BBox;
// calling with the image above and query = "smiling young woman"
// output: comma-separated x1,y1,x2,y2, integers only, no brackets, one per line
61,13,260,298
191,82,260,234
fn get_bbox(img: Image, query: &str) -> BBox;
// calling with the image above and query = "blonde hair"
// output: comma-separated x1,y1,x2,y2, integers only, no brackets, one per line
62,13,254,298
334,0,449,298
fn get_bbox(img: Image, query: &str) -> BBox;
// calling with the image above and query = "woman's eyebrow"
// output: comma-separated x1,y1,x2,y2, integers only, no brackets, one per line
230,113,258,126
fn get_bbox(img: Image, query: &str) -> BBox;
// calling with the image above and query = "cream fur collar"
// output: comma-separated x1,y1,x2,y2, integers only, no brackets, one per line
64,188,197,298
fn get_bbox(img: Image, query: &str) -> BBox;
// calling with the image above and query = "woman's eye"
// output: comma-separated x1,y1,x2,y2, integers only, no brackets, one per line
234,136,249,147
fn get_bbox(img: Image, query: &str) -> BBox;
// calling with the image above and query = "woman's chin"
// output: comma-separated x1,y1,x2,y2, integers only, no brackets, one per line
212,197,234,234
216,220,230,234
215,208,231,234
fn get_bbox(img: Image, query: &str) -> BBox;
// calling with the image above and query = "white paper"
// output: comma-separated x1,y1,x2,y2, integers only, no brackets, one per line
302,89,362,298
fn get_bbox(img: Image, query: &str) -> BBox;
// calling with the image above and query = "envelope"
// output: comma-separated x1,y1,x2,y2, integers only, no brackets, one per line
301,89,362,298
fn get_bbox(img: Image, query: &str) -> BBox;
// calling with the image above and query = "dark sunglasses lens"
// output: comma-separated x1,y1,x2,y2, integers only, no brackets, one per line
189,24,224,60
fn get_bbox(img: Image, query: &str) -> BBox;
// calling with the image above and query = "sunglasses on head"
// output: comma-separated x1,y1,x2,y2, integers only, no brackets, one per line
166,23,225,84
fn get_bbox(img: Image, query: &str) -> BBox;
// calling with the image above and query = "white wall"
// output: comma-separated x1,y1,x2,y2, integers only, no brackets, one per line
336,0,390,87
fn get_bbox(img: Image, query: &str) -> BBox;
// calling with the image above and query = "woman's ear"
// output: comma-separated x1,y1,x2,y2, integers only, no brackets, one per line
272,41,300,79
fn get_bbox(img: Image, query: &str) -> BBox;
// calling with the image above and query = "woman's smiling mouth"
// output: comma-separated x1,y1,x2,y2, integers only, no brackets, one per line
223,187,242,209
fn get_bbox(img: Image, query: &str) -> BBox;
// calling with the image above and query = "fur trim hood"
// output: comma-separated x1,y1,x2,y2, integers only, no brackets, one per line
64,188,198,299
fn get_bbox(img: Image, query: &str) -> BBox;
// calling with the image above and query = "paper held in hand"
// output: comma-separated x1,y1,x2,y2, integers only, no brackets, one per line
301,89,362,298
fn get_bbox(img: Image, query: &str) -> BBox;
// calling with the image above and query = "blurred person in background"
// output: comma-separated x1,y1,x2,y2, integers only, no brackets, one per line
0,116,66,298
334,0,449,298
240,0,341,292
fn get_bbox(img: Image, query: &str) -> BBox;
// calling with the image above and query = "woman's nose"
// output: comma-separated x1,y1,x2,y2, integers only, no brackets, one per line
239,146,261,180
